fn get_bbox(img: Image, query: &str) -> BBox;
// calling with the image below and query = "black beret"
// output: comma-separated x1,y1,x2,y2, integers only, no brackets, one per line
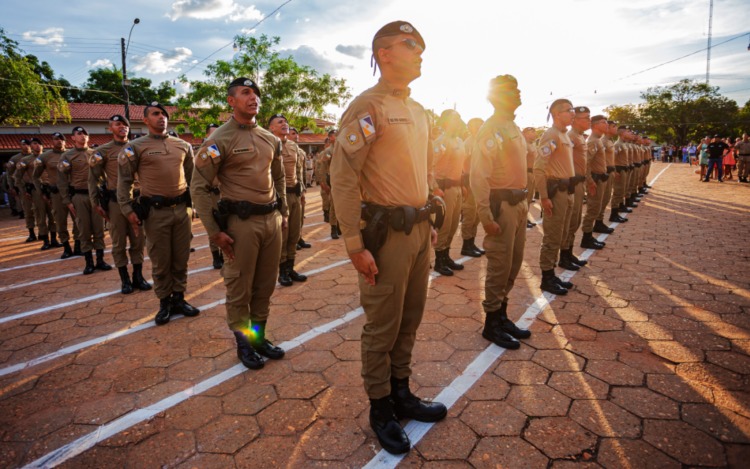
20,138,31,145
52,132,65,140
267,114,287,128
574,106,590,114
168,130,178,137
591,115,607,124
607,120,617,125
372,21,425,52
618,125,630,131
228,77,261,98
289,127,298,133
205,123,219,133
713,134,720,138
143,102,169,119
110,114,131,127
72,126,89,135
30,137,42,144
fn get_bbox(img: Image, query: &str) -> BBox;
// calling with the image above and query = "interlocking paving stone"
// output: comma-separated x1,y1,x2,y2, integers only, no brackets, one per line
523,416,597,459
642,419,727,466
596,438,680,469
468,436,548,468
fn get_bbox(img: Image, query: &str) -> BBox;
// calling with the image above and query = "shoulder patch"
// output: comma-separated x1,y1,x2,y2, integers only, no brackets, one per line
347,132,359,145
359,114,376,139
118,153,129,166
207,144,221,160
124,147,135,160
89,152,103,167
339,120,366,156
540,140,557,157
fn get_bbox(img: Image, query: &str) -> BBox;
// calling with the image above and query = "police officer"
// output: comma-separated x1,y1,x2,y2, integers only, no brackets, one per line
14,138,39,241
471,75,532,350
736,133,750,183
290,127,312,249
22,138,57,249
612,126,634,218
330,21,447,455
118,103,199,325
534,99,576,295
460,117,484,257
34,133,71,253
5,138,30,219
432,109,466,276
268,114,308,286
605,122,627,224
522,127,538,229
204,123,225,269
581,115,614,245
318,130,339,239
191,78,287,369
89,115,151,294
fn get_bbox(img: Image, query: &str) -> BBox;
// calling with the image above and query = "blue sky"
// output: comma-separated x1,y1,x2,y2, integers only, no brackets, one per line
4,0,749,128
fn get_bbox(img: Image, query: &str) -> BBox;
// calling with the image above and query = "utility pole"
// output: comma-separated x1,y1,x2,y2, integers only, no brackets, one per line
706,0,713,85
121,18,140,122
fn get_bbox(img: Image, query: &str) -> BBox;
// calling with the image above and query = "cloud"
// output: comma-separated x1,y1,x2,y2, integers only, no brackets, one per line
335,44,367,59
131,47,193,74
283,46,350,76
167,0,263,22
22,27,64,51
86,58,114,69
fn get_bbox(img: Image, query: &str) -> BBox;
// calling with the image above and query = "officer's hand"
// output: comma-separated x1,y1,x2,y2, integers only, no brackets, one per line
430,227,438,246
588,182,597,196
300,194,306,206
321,182,330,193
350,250,378,286
68,203,77,219
614,172,621,180
282,216,288,230
95,205,109,222
433,188,445,198
484,221,501,236
127,212,140,237
43,196,51,205
210,232,235,262
541,198,553,217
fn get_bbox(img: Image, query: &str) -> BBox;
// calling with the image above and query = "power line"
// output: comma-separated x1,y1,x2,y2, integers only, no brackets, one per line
0,77,126,102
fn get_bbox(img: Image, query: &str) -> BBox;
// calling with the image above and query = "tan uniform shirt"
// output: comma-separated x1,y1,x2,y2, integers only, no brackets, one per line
15,153,38,189
735,140,750,156
602,136,615,167
533,125,574,199
58,147,95,205
586,133,607,177
433,134,464,181
317,145,333,185
33,148,65,191
296,145,307,187
470,111,528,226
88,139,127,206
463,135,476,174
330,79,431,254
568,129,588,176
280,139,300,188
614,138,629,166
117,133,194,216
190,117,287,237
7,153,27,187
526,141,538,170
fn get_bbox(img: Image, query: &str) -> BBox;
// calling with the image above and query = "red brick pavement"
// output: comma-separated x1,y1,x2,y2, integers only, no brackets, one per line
0,162,748,467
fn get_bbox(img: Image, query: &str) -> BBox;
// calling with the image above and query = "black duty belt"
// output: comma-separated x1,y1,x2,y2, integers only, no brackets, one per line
633,162,642,168
219,198,279,219
72,188,89,195
591,173,609,183
615,165,628,172
489,188,528,206
142,191,190,209
209,186,221,196
606,166,616,174
361,202,433,229
46,185,60,194
24,183,35,194
285,183,302,196
437,178,462,190
570,175,586,186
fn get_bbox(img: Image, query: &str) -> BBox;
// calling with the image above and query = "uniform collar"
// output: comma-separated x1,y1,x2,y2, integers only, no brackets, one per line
377,78,411,99
230,116,258,130
111,139,128,146
148,132,168,140
492,109,515,121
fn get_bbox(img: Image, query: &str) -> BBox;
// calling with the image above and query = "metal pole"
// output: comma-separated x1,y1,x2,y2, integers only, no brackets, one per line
121,37,129,121
706,0,713,85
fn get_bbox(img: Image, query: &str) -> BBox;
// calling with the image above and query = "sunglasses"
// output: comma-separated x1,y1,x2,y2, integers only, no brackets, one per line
385,38,424,53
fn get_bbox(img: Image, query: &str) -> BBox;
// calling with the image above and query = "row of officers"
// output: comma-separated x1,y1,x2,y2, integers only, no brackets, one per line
1,19,655,456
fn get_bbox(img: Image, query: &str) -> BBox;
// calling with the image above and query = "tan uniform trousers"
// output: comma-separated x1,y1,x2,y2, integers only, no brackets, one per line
281,193,301,263
72,193,104,252
143,203,192,300
436,185,461,251
360,219,431,399
33,191,55,237
582,179,607,233
739,156,750,179
562,183,584,250
222,211,282,331
208,191,221,254
597,176,614,221
7,190,18,213
108,199,145,268
627,168,636,195
51,192,78,243
460,187,479,240
328,192,337,227
21,193,35,230
321,188,331,213
540,189,573,271
483,199,528,312
612,171,628,208
526,170,536,205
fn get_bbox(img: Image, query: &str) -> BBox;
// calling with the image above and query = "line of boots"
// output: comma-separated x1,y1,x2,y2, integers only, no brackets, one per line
39,233,63,251
117,264,152,294
460,237,484,257
82,249,112,275
481,301,531,350
540,269,574,295
558,246,590,271
278,259,308,286
60,240,83,259
232,321,285,369
155,291,201,325
433,249,464,276
369,377,447,454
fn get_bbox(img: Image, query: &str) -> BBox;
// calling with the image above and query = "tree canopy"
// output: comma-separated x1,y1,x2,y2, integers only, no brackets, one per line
74,67,175,106
175,34,351,137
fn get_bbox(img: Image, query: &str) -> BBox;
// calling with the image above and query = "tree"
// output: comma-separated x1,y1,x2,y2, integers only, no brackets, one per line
0,28,69,126
75,67,175,105
602,104,641,128
176,34,351,138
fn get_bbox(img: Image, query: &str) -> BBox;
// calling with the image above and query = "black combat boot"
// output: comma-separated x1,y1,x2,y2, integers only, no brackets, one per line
540,269,568,295
617,203,633,214
233,330,264,369
593,220,614,234
323,209,329,223
73,240,83,256
558,250,580,271
297,237,311,249
460,238,482,257
40,234,50,251
60,241,73,259
118,266,134,294
95,249,112,271
49,232,62,248
625,197,638,208
25,228,36,243
609,209,628,223
482,309,520,349
82,251,96,275
330,225,339,240
556,275,574,289
390,377,447,422
566,249,589,266
527,221,537,229
369,396,410,455
445,250,464,271
18,210,24,219
171,292,200,317
154,297,172,325
11,208,18,216
211,250,224,269
278,261,293,287
249,321,285,359
131,264,152,290
433,250,453,276
287,260,307,282
580,232,605,250
498,301,531,339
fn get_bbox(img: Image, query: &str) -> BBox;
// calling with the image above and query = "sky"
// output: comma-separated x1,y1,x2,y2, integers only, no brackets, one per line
4,0,750,129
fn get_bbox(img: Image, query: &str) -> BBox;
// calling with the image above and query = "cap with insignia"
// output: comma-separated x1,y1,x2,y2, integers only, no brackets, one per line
618,125,630,131
591,115,606,124
72,126,89,135
205,123,219,133
168,130,178,137
267,114,287,128
227,77,261,98
20,138,31,145
143,102,169,119
30,137,42,144
607,120,617,125
372,21,425,52
110,114,131,127
52,132,65,140
574,106,590,114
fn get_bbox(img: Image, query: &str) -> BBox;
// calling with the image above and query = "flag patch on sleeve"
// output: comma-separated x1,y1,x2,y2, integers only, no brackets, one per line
359,114,376,138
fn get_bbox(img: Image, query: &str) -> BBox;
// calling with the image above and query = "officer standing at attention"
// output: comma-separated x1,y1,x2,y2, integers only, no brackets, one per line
318,130,340,239
460,117,484,257
25,139,57,251
204,123,225,270
534,99,576,295
290,127,312,249
612,126,633,218
432,109,466,276
522,127,538,229
191,78,287,370
6,138,31,220
735,133,750,183
89,115,151,294
33,132,70,252
14,138,40,242
118,103,199,325
470,75,532,350
268,114,308,287
330,21,447,455
605,121,627,224
580,115,614,245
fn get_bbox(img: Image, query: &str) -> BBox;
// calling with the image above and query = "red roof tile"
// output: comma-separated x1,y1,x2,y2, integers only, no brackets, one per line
66,103,185,122
0,133,203,152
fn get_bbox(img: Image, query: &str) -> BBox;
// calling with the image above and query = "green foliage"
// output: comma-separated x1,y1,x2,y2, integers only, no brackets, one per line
75,67,175,105
176,34,351,138
0,28,69,126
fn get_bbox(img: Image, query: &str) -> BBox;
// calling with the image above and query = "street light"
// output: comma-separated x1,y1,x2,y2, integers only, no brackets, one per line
121,18,140,122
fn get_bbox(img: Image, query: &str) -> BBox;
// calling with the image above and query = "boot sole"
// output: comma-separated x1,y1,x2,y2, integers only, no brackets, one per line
482,331,521,349
394,407,448,423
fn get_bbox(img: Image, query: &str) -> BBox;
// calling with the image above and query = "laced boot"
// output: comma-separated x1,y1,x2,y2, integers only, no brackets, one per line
580,232,605,250
296,237,311,249
233,330,264,369
460,238,481,257
95,249,112,271
131,264,152,290
73,240,83,256
82,251,96,275
498,301,531,339
287,260,307,282
40,234,50,251
555,275,574,290
118,266,134,294
278,261,293,287
60,241,73,259
249,321,285,359
433,250,453,276
49,232,62,248
444,250,464,271
25,228,36,243
369,396,410,455
390,377,447,422
481,309,520,349
593,220,614,234
540,269,568,295
558,249,580,271
567,249,589,266
211,250,224,269
171,292,200,317
330,225,339,240
618,203,633,214
154,297,172,325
